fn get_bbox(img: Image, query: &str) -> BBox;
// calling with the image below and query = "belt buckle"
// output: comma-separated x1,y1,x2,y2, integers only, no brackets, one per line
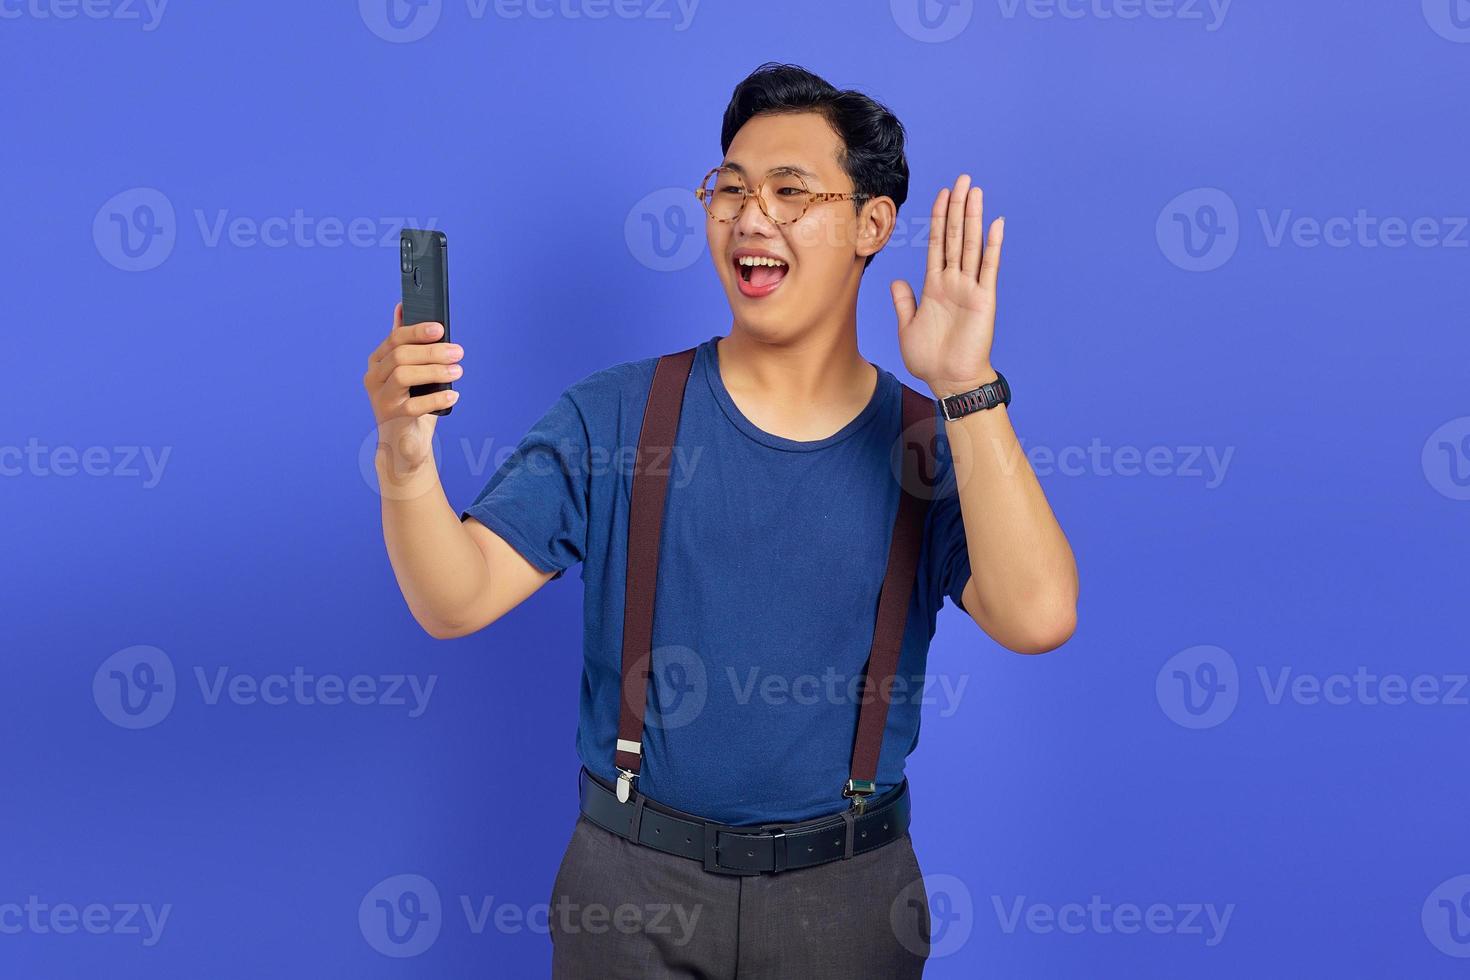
701,822,764,876
769,828,787,873
700,822,726,874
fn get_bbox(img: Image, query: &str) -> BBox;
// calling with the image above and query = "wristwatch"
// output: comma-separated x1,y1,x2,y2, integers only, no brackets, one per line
938,372,1011,421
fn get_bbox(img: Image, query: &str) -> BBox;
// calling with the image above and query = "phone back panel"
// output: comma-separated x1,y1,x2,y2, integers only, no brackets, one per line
399,228,452,414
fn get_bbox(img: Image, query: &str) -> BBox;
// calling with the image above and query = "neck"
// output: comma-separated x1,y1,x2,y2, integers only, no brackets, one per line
716,305,878,442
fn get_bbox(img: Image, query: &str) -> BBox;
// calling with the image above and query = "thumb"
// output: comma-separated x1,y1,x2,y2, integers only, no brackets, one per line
890,279,916,329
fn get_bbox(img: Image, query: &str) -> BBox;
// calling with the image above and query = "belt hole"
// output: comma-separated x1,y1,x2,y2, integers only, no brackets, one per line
807,846,814,853
654,828,661,834
685,837,692,844
861,832,867,838
883,823,888,830
746,851,754,857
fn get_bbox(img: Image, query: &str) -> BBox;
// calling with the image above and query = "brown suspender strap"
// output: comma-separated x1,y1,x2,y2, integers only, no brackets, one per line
615,350,936,813
614,347,698,802
843,383,936,812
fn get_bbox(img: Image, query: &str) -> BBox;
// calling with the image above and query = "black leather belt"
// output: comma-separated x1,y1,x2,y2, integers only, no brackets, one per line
577,766,911,876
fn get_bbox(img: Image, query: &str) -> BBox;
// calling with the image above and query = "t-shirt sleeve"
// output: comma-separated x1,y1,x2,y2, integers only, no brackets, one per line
922,421,973,615
458,388,590,581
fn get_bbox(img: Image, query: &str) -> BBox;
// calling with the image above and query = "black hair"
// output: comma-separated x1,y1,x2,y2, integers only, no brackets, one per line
720,63,909,270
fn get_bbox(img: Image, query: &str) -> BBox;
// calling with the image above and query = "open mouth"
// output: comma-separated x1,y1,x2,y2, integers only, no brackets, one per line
734,253,789,298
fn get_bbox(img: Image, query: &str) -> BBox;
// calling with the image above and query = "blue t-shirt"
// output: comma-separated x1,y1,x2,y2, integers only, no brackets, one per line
461,334,972,824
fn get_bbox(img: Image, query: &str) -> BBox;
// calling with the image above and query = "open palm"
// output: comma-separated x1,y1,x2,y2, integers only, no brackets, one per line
891,174,1004,395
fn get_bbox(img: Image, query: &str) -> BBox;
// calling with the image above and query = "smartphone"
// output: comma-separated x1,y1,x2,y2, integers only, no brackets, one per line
399,228,453,416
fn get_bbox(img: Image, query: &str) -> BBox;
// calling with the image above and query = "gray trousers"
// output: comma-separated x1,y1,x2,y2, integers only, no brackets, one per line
547,813,931,979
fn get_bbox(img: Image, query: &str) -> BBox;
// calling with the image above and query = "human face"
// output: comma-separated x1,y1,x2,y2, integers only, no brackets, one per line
704,112,887,339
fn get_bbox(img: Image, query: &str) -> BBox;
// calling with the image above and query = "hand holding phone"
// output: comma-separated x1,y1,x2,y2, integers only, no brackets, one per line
362,230,461,478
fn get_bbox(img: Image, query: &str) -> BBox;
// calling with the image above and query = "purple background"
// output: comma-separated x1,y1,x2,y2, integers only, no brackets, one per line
4,0,1469,976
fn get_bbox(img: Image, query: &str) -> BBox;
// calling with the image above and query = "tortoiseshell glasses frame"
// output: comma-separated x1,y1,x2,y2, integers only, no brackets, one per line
695,165,872,225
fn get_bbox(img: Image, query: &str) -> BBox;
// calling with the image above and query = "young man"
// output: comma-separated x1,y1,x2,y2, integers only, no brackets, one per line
364,63,1077,978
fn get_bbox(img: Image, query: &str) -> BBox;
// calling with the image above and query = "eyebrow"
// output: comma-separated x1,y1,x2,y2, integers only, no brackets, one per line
722,161,819,180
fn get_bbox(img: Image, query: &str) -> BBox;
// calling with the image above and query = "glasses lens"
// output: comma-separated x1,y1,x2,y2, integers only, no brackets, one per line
761,170,810,224
702,168,746,221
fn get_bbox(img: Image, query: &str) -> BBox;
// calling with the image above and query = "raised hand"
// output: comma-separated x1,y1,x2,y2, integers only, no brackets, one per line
890,173,1004,396
363,302,463,476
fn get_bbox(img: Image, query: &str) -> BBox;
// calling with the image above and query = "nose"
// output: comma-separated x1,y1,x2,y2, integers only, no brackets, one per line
732,188,778,239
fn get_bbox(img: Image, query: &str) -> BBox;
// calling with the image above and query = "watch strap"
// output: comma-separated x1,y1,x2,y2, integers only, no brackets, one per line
938,372,1010,421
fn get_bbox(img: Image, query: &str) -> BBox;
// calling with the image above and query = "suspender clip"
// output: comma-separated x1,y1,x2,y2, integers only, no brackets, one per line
843,778,876,814
616,767,638,804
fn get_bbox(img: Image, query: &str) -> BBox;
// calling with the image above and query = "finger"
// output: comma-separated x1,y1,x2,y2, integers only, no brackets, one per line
370,342,463,385
979,217,1005,293
960,185,984,277
890,279,917,329
368,320,445,374
403,387,460,417
945,174,971,270
925,187,947,276
389,320,446,357
382,360,464,392
369,311,443,368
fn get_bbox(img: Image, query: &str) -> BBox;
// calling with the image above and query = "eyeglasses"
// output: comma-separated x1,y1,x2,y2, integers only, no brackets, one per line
695,166,870,225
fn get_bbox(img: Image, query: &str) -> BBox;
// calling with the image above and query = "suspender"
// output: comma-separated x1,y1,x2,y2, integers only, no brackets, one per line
613,346,937,813
614,348,697,803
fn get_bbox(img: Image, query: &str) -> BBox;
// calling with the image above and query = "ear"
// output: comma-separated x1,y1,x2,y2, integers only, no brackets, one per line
855,195,898,261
